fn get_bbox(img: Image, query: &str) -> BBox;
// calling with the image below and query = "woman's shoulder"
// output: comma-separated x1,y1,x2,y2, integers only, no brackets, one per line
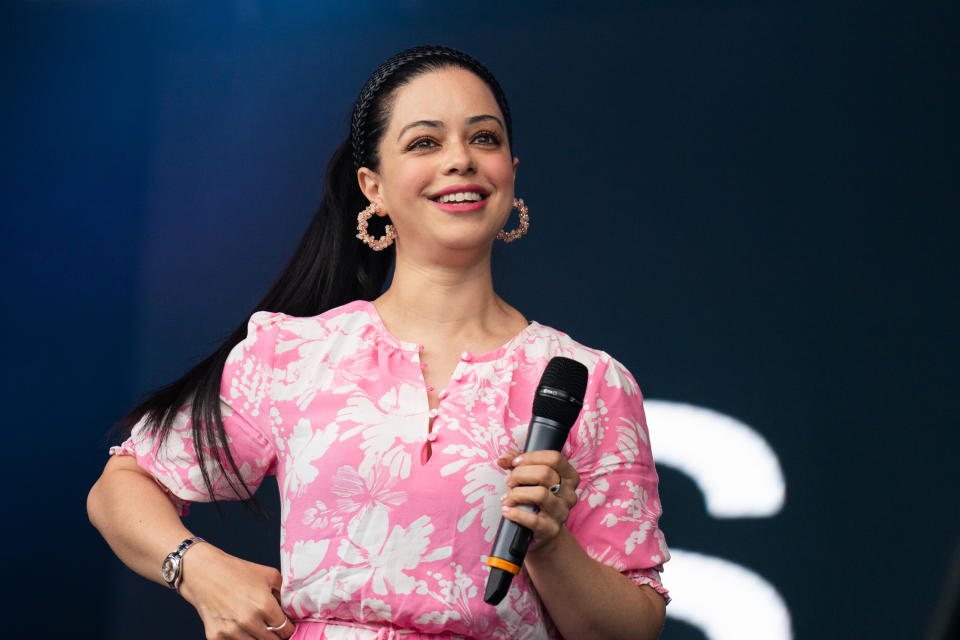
247,299,378,335
231,301,381,363
520,321,629,380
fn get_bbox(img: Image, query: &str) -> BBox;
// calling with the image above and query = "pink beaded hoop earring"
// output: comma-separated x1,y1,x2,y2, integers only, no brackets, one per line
356,202,396,251
497,198,530,243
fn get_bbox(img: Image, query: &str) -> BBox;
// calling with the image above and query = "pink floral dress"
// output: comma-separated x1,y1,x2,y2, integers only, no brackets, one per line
112,300,669,639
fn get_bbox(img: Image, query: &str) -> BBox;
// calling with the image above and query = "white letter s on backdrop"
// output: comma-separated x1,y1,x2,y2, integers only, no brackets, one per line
645,400,793,640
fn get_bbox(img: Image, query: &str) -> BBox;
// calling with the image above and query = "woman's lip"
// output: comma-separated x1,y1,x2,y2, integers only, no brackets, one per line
428,184,490,199
429,198,487,212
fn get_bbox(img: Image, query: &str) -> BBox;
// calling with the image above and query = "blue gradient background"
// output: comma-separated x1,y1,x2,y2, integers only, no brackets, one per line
2,1,957,637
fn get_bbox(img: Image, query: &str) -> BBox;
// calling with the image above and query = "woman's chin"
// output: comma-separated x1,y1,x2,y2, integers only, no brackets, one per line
397,232,496,262
437,237,496,257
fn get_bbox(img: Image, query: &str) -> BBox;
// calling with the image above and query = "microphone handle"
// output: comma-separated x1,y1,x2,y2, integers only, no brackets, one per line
484,416,569,604
521,415,570,453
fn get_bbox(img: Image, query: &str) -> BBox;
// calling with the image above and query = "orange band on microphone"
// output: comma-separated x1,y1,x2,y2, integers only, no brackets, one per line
486,557,521,575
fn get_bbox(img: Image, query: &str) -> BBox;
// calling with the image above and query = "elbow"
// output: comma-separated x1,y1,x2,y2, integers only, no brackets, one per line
87,454,143,533
87,457,128,534
87,475,108,534
639,585,667,640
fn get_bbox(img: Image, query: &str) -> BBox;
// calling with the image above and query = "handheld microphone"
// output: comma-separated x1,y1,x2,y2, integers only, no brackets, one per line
483,356,589,605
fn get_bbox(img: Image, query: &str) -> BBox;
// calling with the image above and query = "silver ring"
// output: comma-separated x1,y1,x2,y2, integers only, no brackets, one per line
549,481,561,494
266,616,288,632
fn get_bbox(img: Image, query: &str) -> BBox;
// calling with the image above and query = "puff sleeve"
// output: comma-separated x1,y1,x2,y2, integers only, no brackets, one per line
563,354,671,602
109,311,283,514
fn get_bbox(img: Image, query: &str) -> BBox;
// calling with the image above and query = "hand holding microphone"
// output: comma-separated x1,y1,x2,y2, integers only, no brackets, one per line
483,356,589,605
495,448,580,551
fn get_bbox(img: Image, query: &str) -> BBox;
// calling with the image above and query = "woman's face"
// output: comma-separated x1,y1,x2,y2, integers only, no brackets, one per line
358,67,518,260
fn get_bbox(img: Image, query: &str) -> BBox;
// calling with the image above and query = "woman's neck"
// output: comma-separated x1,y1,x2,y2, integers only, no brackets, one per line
374,253,524,347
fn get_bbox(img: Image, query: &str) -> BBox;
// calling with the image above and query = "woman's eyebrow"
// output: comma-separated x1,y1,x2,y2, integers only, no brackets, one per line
397,120,443,140
466,114,504,129
397,114,504,141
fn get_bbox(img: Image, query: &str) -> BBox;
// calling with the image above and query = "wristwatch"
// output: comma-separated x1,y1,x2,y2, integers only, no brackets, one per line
161,536,205,592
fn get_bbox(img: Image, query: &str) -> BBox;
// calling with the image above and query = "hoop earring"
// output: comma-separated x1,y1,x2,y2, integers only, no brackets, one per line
497,198,530,243
356,203,396,251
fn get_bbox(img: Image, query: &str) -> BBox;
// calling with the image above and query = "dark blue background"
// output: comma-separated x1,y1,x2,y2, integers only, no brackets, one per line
2,1,957,637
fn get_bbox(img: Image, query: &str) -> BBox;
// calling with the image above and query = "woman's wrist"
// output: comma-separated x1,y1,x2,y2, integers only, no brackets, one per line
176,541,223,604
525,523,571,560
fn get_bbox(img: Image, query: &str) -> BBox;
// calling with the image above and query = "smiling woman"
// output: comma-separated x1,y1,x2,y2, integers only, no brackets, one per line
87,45,669,640
357,67,519,262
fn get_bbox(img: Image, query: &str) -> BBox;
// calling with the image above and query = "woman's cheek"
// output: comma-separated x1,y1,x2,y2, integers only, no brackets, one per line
483,153,516,189
395,160,435,197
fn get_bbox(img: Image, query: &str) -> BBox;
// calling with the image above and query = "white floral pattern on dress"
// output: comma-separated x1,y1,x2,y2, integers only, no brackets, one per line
114,300,669,639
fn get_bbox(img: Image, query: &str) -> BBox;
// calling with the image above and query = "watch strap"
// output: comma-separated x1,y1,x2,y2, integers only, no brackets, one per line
163,536,205,591
172,536,204,557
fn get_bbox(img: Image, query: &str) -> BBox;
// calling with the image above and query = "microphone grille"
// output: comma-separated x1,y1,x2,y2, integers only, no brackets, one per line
532,357,589,427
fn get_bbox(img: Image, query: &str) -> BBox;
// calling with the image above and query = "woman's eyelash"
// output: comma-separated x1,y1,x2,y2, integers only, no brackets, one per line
406,137,438,151
405,131,500,151
473,130,500,144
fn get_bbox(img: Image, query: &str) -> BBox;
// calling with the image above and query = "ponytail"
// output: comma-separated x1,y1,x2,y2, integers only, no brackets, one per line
114,137,393,506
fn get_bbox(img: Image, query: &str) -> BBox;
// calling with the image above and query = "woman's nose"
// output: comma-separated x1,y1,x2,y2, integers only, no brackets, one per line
443,140,475,174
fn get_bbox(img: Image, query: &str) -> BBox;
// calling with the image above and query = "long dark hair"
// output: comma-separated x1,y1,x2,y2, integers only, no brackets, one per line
115,45,514,506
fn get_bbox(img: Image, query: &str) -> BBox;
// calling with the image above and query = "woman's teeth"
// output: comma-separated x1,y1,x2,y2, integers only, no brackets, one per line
435,192,484,203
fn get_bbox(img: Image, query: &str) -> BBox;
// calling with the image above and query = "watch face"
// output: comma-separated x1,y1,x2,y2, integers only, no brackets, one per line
161,556,178,584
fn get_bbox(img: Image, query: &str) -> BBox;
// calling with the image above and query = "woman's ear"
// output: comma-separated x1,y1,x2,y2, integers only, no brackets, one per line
357,167,386,215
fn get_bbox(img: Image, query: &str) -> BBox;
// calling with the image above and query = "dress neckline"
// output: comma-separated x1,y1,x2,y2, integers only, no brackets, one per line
359,299,539,363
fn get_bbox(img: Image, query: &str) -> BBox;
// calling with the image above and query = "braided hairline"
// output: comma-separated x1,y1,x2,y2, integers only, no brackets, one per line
350,45,513,171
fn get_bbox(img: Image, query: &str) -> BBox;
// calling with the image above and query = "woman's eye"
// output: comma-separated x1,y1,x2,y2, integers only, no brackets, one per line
473,131,500,145
407,138,438,151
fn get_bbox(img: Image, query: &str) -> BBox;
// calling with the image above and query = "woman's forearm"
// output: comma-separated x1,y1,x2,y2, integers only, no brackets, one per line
525,527,666,640
86,454,196,586
88,455,293,639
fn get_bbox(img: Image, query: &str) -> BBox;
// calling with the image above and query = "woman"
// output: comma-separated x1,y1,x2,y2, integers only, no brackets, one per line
88,45,669,640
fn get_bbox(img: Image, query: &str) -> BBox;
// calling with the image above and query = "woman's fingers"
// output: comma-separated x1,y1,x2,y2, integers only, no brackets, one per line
505,450,580,500
204,629,259,640
496,449,521,469
263,594,296,640
499,449,580,549
179,545,294,640
267,619,295,640
503,485,568,520
201,607,292,640
504,463,561,489
500,486,565,546
248,589,294,640
261,566,296,637
263,615,295,639
195,612,265,640
197,592,287,640
235,567,294,640
509,450,579,486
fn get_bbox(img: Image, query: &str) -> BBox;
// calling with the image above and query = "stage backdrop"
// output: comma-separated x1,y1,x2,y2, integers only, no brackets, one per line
3,1,957,638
